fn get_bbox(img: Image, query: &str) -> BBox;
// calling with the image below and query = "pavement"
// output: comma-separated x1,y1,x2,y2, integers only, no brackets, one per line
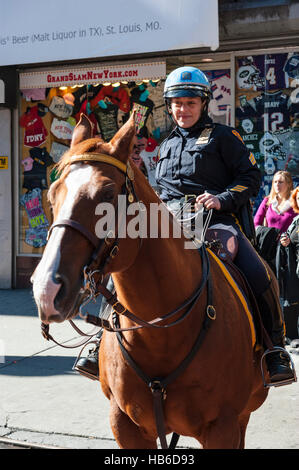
0,288,299,450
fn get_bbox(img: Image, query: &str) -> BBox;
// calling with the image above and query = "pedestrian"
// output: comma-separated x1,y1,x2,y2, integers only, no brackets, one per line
254,171,295,234
276,186,299,346
154,66,294,384
254,171,296,273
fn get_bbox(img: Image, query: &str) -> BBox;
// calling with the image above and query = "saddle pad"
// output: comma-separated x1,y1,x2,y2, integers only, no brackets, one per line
207,248,256,348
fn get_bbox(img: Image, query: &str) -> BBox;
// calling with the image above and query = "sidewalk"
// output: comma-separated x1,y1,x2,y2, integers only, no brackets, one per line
0,288,298,449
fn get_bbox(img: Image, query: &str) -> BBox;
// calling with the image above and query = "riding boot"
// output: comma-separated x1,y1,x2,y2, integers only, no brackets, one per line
75,330,103,380
75,277,114,380
258,284,295,383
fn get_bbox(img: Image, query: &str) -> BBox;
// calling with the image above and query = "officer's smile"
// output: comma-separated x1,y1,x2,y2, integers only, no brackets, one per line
171,97,206,128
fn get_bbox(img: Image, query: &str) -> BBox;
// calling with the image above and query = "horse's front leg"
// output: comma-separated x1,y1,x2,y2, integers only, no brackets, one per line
109,396,157,449
200,409,241,449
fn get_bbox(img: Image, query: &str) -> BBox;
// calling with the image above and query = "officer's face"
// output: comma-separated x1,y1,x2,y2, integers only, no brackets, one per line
170,97,205,128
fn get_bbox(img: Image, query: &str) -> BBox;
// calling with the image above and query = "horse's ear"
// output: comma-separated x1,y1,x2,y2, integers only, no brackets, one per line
70,113,93,148
109,111,136,160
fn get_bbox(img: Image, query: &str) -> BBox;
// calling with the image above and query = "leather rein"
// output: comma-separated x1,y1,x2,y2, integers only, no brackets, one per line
41,152,217,449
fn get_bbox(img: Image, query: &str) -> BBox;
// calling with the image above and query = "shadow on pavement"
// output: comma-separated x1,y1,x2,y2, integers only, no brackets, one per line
0,354,78,376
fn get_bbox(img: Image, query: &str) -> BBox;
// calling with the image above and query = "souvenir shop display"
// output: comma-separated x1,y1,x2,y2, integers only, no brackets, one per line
235,52,299,212
19,76,170,254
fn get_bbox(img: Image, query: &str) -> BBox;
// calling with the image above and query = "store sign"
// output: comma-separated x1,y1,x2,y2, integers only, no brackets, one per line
20,62,166,89
0,0,219,66
0,156,8,169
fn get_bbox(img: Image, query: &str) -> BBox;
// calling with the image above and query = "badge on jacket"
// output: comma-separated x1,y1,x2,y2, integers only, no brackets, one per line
196,127,212,144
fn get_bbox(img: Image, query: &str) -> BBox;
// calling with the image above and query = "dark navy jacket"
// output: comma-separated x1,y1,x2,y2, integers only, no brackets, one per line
155,116,261,220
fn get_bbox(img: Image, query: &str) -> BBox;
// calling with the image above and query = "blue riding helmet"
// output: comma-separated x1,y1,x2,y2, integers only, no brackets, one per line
163,66,212,102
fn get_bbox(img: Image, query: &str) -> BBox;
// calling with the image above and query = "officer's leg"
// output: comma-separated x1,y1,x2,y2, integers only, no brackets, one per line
75,276,115,380
234,230,294,383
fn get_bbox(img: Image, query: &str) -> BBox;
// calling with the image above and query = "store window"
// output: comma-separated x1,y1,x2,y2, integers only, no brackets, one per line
235,51,299,211
18,62,168,255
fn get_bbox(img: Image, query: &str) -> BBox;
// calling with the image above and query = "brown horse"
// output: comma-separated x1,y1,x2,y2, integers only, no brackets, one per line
32,113,269,449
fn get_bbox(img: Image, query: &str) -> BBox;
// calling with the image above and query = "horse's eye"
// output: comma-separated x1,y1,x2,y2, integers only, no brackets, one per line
101,189,115,202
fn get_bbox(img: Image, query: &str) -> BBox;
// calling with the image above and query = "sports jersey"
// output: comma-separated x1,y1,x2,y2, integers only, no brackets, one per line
236,91,299,132
20,105,48,148
283,52,299,80
237,54,288,91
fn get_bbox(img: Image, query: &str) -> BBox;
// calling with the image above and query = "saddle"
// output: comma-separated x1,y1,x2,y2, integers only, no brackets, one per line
205,228,264,347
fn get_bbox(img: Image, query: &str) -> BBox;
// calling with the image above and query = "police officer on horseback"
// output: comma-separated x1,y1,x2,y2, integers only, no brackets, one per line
76,66,294,385
155,66,294,385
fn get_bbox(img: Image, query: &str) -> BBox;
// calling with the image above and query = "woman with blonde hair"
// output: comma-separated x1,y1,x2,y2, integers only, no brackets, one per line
277,186,299,345
254,171,296,234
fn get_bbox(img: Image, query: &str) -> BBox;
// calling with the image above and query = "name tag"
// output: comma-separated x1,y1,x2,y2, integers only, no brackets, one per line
196,128,212,145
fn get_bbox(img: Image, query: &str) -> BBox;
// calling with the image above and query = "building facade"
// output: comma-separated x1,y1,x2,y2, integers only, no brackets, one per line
0,0,298,287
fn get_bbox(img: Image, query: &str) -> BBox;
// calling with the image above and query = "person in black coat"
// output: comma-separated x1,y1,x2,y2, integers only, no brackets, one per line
277,187,299,345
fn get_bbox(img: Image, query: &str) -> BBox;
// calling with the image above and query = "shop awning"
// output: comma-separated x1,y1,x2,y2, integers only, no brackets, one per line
19,62,166,89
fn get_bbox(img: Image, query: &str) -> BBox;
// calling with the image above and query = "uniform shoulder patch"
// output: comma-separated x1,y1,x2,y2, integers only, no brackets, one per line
232,129,244,143
249,152,256,166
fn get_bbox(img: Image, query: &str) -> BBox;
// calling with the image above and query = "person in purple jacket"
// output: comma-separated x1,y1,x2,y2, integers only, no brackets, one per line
254,171,296,233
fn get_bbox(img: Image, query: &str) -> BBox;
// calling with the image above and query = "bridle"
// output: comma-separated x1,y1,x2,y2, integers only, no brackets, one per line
41,151,217,450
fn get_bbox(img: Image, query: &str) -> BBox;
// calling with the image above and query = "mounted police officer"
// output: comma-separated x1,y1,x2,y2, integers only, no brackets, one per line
155,66,294,385
76,66,294,385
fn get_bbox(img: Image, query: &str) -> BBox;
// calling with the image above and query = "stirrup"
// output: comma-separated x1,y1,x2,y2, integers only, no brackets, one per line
73,340,99,381
261,346,297,388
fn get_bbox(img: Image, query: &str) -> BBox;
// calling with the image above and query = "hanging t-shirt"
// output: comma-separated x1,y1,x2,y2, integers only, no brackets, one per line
237,54,288,91
284,52,299,81
20,188,49,229
49,96,74,118
206,70,232,118
140,137,159,188
50,141,69,163
90,85,130,113
22,147,53,191
92,102,119,141
51,117,75,140
20,105,48,148
130,86,154,132
21,88,47,102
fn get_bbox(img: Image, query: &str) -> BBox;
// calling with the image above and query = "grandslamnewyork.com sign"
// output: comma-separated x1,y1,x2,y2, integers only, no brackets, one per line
19,62,166,89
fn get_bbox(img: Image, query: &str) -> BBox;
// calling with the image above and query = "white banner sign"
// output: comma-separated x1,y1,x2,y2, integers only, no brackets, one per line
20,62,166,89
0,0,219,66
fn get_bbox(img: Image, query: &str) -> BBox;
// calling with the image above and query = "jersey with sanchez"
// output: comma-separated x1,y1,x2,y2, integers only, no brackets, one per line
155,115,261,224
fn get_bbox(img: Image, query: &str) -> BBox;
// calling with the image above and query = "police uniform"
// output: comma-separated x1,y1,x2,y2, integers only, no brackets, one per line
155,114,270,296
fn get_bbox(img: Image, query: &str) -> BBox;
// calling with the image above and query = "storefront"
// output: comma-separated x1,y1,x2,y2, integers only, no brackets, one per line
1,1,298,287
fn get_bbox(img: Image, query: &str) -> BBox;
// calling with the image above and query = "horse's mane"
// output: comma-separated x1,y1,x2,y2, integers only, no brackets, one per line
55,138,113,183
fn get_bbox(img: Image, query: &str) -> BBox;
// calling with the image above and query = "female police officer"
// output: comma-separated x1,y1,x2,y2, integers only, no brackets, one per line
155,66,294,385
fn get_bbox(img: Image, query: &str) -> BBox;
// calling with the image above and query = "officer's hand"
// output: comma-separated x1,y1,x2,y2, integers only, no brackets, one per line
280,233,290,247
195,193,221,210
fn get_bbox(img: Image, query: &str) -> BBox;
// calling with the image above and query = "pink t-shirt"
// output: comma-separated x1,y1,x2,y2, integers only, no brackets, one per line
254,197,296,234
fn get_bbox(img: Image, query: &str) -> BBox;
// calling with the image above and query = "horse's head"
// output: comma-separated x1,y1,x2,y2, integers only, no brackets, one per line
32,113,139,324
